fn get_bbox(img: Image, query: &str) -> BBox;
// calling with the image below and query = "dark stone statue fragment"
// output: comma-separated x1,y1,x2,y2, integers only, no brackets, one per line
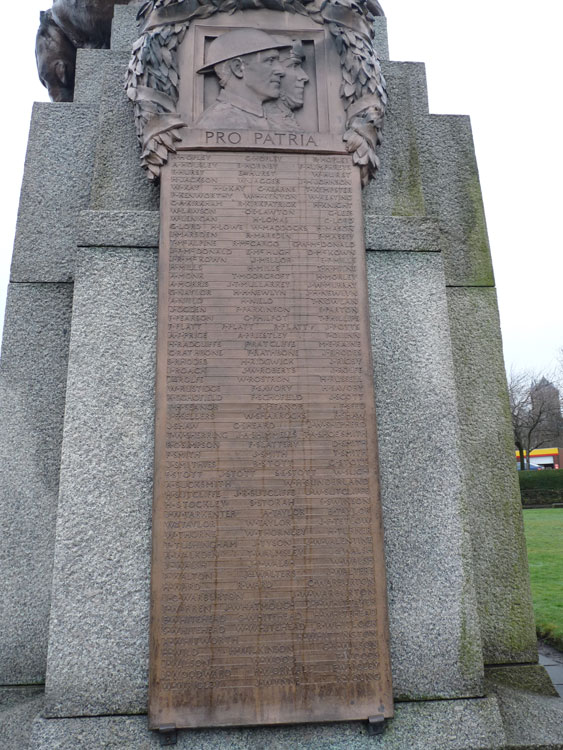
36,0,133,102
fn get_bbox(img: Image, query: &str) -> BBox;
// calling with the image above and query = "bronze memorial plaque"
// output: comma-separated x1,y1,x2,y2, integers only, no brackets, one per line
147,9,393,732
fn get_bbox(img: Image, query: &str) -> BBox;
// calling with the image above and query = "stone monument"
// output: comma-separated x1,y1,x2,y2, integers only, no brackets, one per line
1,2,563,748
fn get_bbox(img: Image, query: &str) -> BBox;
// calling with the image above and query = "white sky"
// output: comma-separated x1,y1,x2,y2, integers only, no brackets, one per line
1,0,562,375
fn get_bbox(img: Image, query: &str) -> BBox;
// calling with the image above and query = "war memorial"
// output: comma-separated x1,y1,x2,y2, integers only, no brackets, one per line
1,0,562,747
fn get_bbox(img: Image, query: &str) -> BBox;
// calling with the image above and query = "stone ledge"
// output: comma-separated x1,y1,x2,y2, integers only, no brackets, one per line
78,211,160,248
486,665,563,749
0,687,44,711
29,697,506,749
0,694,44,750
7,686,563,749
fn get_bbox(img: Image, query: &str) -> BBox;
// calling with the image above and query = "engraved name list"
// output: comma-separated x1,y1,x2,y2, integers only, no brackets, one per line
151,150,392,729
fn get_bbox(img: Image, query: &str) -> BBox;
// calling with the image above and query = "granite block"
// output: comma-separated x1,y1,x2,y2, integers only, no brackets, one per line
0,687,44,710
364,216,442,252
486,665,563,749
90,55,160,211
44,248,157,717
112,3,143,52
0,283,73,684
447,287,537,665
366,251,483,700
0,694,44,750
30,697,506,749
487,665,560,698
373,17,389,61
11,104,99,282
363,61,429,218
74,49,112,105
418,115,494,287
78,210,159,247
383,59,429,119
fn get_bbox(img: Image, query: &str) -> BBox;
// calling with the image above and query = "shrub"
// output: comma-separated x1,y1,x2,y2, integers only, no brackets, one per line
519,470,563,506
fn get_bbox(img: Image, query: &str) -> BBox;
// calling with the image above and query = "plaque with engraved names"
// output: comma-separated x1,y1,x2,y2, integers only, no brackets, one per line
150,150,393,729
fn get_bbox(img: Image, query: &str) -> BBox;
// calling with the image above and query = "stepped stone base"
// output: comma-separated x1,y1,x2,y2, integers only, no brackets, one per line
3,669,562,750
0,691,44,750
3,688,559,750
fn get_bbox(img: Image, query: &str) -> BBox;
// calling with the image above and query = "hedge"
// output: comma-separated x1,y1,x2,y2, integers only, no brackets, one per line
519,469,563,506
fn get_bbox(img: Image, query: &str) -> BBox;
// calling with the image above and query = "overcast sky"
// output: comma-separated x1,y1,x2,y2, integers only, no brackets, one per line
1,0,562,377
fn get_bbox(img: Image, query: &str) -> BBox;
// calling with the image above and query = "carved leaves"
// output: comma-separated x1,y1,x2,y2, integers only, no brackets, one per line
126,0,387,185
126,24,188,179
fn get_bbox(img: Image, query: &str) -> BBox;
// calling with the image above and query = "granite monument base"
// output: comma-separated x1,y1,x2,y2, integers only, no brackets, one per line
11,673,563,750
1,5,562,749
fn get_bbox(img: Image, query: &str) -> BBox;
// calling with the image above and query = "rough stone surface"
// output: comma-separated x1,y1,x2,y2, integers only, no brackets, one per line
78,210,159,247
74,49,111,105
366,251,483,700
418,115,494,287
44,249,157,717
363,61,428,218
10,104,99,282
487,666,563,749
0,283,73,684
0,694,44,750
112,3,143,52
364,215,442,252
373,17,389,60
362,63,494,288
30,698,506,749
0,687,44,710
488,665,560,698
447,288,537,665
90,55,160,212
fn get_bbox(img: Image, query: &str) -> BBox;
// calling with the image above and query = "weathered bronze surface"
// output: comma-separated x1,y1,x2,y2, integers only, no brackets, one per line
127,3,387,185
150,150,393,729
36,0,134,101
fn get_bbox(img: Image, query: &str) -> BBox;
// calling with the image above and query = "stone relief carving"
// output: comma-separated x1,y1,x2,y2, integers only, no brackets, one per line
194,29,292,131
36,0,136,102
263,40,310,132
126,0,387,186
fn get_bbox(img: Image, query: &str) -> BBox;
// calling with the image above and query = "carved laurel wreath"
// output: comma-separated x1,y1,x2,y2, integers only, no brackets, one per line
126,0,387,186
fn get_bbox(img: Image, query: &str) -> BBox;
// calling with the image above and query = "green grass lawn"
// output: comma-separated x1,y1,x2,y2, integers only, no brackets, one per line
523,509,563,650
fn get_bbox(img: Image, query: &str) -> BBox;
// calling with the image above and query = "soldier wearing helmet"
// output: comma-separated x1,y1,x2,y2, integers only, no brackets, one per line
196,29,291,130
264,40,309,131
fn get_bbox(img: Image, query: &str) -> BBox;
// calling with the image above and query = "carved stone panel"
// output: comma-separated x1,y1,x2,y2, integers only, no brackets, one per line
148,6,392,731
127,3,387,183
151,150,393,729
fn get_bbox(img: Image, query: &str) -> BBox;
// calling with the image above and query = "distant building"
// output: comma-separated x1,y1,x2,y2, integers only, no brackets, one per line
516,447,560,470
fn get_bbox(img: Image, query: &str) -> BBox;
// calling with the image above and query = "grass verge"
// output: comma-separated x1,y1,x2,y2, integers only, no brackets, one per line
523,509,563,651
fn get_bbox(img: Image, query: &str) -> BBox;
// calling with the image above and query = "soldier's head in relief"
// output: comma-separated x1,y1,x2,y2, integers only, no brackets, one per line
264,40,309,131
196,29,291,131
279,41,309,110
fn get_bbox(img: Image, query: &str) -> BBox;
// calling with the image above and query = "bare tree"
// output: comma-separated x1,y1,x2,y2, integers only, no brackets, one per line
508,370,562,470
557,347,563,392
